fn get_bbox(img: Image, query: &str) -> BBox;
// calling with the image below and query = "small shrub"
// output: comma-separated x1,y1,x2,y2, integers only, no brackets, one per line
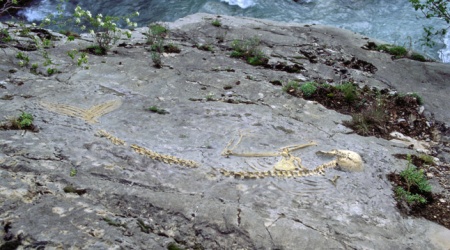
230,37,268,66
388,46,408,57
211,19,222,27
247,50,267,66
418,154,434,165
147,106,169,115
411,53,426,62
167,242,184,250
151,52,162,68
31,63,38,73
282,81,300,93
376,44,408,58
86,45,107,55
16,52,30,67
17,112,34,129
300,81,318,97
164,43,181,53
408,93,423,105
206,93,215,101
150,39,164,53
146,23,168,45
344,104,387,136
196,43,214,52
336,82,358,103
395,155,432,206
47,67,56,75
0,28,11,44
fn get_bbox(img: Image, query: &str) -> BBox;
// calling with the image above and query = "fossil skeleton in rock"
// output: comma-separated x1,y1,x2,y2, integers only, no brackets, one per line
220,132,364,179
40,99,122,124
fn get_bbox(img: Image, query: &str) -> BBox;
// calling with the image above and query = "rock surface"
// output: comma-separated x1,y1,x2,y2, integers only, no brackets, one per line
1,13,450,249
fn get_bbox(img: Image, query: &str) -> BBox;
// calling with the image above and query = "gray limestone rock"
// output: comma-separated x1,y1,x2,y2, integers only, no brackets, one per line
0,13,449,249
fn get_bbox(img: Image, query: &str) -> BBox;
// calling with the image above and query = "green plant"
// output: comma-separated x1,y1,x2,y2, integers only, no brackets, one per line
145,23,168,45
211,19,222,27
42,51,53,66
30,63,39,74
147,106,169,114
167,242,184,250
409,0,449,47
336,82,358,103
196,43,214,52
230,37,268,66
164,43,181,53
103,217,127,228
51,5,138,52
16,51,29,67
344,104,387,136
408,93,423,105
67,49,89,66
389,46,408,57
282,81,300,93
206,93,215,101
69,167,77,177
47,67,56,75
395,154,432,205
418,154,435,165
300,81,318,97
376,44,408,57
16,111,33,129
42,38,52,48
86,44,107,55
151,52,162,68
0,0,19,16
0,28,11,45
150,39,164,53
411,53,427,61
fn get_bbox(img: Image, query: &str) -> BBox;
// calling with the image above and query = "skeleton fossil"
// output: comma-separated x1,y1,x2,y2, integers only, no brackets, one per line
220,133,364,179
40,99,122,124
96,129,363,179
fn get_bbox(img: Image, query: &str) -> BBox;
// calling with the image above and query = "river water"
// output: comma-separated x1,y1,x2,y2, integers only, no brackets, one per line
8,0,450,62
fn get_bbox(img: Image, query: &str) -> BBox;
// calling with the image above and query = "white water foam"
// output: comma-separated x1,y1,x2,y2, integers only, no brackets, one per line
438,32,450,63
18,0,61,22
220,0,256,9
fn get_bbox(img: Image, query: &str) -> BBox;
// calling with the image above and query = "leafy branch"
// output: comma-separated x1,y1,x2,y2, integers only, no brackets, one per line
409,0,450,46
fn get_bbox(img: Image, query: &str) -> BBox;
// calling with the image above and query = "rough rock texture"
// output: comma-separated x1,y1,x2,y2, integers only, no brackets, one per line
1,13,450,249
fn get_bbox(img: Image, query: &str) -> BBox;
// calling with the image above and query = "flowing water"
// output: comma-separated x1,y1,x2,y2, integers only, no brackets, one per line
6,0,450,62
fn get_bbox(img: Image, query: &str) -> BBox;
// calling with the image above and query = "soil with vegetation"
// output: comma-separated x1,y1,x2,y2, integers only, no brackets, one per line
388,154,450,229
285,82,450,229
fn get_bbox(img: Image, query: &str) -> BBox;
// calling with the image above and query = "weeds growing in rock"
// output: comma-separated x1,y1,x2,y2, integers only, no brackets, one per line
282,81,300,93
145,23,168,45
167,242,184,250
58,5,138,53
230,37,268,66
395,155,432,206
367,42,428,61
335,82,357,103
0,111,37,131
299,81,318,97
196,43,214,52
164,43,181,53
16,111,33,128
211,18,222,27
151,52,162,68
344,104,388,136
147,106,169,115
376,44,408,57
